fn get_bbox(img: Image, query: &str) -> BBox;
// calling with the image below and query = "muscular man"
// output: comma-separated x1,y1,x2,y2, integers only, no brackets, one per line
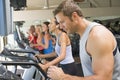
47,0,120,80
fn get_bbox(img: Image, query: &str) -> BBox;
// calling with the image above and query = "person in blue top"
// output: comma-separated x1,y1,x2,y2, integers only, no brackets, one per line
35,21,56,62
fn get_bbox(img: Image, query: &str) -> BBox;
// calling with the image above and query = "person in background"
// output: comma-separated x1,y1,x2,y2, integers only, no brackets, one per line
39,18,80,76
35,21,56,62
47,0,120,80
27,25,37,45
30,25,44,53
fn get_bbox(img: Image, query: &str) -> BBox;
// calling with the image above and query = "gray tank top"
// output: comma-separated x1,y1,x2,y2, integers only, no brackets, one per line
80,22,120,80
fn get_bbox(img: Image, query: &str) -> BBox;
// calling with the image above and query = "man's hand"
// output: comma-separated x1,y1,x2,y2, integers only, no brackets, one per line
47,66,66,80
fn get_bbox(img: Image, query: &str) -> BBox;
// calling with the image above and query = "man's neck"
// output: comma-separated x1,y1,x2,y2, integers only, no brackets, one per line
77,19,91,37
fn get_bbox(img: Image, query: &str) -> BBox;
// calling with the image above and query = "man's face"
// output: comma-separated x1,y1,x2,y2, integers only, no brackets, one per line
55,12,77,34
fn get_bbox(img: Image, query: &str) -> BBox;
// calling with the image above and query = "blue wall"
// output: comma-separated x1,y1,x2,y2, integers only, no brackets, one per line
0,0,7,36
0,0,12,36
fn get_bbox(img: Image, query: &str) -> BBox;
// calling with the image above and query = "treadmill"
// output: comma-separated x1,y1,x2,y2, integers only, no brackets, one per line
0,48,50,80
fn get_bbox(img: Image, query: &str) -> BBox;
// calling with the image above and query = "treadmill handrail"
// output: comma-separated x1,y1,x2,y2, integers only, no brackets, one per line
0,61,49,80
9,49,36,55
1,48,38,63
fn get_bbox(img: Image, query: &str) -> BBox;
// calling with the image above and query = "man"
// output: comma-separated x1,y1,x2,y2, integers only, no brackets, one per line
47,0,120,80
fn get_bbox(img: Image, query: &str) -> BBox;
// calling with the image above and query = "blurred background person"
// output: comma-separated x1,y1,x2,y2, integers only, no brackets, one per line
27,25,37,45
30,25,44,53
35,21,56,62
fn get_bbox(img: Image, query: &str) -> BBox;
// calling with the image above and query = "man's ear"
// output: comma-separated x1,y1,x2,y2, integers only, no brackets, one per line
71,12,78,22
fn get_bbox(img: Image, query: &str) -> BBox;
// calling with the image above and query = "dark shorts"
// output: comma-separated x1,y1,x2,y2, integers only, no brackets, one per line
59,62,81,76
